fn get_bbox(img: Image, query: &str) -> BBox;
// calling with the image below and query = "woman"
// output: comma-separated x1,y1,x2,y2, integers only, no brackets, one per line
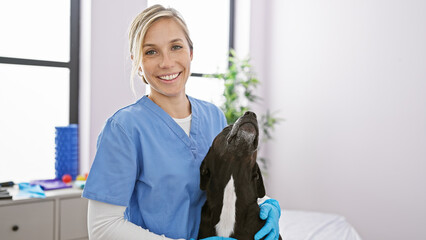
82,4,281,240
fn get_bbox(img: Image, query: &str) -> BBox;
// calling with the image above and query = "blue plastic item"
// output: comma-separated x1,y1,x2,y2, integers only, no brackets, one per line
30,179,72,190
55,124,79,180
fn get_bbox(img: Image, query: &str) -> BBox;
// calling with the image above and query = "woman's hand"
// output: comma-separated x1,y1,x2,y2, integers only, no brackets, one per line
255,199,281,240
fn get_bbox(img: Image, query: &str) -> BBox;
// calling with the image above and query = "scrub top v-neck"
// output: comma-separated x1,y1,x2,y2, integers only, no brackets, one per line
82,95,227,239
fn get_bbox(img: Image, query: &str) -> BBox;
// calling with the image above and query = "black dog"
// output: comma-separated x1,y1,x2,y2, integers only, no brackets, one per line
198,111,281,239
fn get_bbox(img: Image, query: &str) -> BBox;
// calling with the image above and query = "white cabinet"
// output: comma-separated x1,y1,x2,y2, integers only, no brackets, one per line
60,197,88,240
0,201,55,240
0,188,88,240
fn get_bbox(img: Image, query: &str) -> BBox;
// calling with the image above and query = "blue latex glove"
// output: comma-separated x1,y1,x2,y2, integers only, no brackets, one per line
255,199,281,240
17,183,46,199
190,237,237,240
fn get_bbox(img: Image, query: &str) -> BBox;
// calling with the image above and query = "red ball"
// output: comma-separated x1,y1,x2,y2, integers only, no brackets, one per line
62,174,72,183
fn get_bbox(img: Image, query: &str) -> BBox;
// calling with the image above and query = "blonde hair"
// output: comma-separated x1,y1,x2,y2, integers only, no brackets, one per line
128,4,193,93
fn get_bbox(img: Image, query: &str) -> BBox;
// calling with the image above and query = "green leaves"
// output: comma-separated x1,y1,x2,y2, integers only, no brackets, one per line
208,50,262,124
204,50,283,167
260,110,283,141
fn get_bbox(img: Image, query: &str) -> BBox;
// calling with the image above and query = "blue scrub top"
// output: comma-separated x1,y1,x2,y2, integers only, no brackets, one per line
82,95,227,239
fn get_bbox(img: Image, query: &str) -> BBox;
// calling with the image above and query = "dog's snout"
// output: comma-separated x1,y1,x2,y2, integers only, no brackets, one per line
244,111,256,118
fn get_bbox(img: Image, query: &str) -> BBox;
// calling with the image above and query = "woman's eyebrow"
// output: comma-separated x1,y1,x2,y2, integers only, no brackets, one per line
142,43,156,48
170,38,184,43
142,38,184,48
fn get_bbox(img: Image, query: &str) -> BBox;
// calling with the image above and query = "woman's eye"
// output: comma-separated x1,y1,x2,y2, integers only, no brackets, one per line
145,50,156,55
172,45,182,50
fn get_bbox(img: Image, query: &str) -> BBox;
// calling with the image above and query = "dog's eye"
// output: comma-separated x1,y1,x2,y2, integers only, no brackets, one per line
201,168,210,176
253,172,259,180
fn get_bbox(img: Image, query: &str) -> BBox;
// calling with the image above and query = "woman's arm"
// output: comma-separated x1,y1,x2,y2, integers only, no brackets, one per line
88,199,185,240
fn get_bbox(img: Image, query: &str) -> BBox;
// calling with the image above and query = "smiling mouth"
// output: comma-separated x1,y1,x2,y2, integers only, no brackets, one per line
158,72,181,81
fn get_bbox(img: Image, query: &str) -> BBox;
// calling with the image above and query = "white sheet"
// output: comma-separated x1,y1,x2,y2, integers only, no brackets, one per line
279,210,362,240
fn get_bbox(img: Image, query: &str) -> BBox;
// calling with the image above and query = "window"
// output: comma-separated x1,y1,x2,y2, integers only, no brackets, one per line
0,0,80,183
146,0,235,106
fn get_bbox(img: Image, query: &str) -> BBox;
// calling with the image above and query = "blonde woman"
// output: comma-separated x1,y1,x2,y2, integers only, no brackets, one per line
82,4,281,240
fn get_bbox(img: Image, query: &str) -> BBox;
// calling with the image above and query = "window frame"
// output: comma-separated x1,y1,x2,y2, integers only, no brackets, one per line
190,0,235,78
0,0,80,124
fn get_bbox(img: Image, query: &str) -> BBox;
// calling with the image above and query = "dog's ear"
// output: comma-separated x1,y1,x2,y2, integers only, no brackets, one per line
254,162,266,198
200,159,210,190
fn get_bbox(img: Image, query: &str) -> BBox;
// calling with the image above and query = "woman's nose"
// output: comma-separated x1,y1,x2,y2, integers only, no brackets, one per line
159,53,174,68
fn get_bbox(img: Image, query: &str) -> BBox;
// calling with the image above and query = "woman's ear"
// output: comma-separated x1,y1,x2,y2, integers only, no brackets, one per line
190,49,193,61
131,55,134,60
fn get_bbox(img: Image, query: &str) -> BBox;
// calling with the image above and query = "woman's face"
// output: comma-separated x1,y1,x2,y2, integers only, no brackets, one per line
141,18,193,99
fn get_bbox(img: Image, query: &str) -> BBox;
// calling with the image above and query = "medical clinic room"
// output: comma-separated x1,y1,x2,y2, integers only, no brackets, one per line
1,0,425,239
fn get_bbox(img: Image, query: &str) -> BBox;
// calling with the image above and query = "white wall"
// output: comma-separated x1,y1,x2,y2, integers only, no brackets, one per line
80,0,147,173
82,0,426,239
250,0,426,239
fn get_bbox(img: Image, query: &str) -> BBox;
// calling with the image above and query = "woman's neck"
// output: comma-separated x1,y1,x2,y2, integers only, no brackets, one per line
148,92,191,119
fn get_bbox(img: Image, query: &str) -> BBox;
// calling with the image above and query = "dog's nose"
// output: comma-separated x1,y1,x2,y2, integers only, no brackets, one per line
244,111,257,118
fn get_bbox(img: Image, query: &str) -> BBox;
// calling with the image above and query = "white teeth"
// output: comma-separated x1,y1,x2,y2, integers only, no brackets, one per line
159,73,179,80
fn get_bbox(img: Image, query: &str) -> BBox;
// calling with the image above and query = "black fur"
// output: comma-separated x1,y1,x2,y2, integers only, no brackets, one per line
198,111,281,240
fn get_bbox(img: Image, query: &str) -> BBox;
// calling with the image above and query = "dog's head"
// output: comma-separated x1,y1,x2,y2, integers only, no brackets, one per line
200,111,265,199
